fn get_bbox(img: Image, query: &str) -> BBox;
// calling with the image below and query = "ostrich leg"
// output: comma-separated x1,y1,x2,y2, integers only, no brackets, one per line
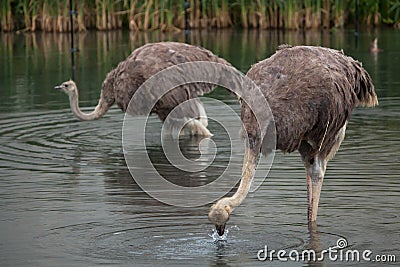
299,141,327,222
306,155,327,221
300,123,347,222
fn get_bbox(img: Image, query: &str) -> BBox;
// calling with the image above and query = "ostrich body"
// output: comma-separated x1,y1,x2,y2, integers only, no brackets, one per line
209,45,378,235
55,42,230,136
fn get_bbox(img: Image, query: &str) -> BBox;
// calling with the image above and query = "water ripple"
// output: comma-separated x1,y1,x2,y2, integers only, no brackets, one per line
0,99,399,266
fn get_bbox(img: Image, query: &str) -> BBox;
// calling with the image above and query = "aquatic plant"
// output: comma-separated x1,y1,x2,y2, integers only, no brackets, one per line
1,0,14,31
1,0,400,32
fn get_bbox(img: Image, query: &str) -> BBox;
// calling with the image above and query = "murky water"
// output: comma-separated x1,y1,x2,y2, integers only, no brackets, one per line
1,29,399,266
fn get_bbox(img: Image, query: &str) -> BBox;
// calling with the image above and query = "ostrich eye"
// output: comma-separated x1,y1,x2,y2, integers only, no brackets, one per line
64,84,68,87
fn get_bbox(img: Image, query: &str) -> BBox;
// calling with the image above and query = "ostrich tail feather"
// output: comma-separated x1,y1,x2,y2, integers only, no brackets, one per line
353,60,378,107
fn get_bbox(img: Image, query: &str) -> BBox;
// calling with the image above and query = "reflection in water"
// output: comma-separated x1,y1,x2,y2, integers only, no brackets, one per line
0,29,399,266
148,136,224,187
2,28,398,114
307,223,325,267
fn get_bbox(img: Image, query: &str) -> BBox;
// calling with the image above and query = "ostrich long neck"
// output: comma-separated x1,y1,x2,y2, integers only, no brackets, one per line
227,147,258,208
69,89,108,121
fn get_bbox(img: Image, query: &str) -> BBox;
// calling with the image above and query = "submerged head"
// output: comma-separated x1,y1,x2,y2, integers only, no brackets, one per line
208,198,232,236
54,80,77,96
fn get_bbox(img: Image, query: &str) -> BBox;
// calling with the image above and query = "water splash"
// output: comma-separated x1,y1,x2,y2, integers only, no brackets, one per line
208,225,240,242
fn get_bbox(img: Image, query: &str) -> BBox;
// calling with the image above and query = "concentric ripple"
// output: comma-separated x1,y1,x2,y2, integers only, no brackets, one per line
1,98,399,266
37,215,349,265
0,108,125,172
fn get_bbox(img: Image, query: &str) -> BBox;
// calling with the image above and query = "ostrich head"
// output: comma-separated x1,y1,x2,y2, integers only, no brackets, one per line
54,80,77,96
208,198,232,236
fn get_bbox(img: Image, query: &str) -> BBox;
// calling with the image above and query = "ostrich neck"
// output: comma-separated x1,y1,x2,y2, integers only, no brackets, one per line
228,148,258,208
69,90,104,121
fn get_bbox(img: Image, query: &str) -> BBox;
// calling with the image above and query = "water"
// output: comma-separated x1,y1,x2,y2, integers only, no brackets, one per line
1,29,399,266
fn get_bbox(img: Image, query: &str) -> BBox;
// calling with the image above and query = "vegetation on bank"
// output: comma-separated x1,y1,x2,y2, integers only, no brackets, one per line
1,0,400,32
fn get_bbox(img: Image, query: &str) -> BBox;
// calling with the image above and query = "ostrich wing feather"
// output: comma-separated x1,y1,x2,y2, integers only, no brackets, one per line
104,42,230,121
245,45,377,158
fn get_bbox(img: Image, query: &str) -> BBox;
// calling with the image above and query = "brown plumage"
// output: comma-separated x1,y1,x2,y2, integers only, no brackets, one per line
245,45,377,158
55,42,231,136
209,45,378,236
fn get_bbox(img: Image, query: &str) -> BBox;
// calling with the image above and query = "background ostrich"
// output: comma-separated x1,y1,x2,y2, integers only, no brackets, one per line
55,42,230,136
369,37,382,53
209,45,378,236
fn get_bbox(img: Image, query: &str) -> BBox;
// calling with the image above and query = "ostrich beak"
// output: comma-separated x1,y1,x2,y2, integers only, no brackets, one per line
54,85,63,90
216,223,226,236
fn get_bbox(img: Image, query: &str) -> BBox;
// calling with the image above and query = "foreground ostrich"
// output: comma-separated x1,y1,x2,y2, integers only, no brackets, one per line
55,42,230,136
209,45,378,236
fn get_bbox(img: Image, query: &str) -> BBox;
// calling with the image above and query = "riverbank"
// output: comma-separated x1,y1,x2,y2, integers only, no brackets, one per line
1,0,399,32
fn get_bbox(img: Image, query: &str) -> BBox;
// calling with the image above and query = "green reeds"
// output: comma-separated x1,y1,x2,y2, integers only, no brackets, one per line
389,0,400,27
1,0,14,31
1,0,400,32
333,0,345,28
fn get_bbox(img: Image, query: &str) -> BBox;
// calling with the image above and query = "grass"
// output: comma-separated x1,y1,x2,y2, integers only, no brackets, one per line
1,0,400,32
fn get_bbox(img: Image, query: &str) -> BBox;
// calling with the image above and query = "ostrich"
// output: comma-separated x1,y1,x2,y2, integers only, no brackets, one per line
369,38,382,53
55,42,230,136
209,45,378,236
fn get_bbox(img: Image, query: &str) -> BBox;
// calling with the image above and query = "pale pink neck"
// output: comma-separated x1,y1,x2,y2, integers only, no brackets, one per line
69,90,105,121
227,148,258,209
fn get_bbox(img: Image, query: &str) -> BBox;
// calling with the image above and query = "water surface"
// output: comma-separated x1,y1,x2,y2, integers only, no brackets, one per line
0,29,399,266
